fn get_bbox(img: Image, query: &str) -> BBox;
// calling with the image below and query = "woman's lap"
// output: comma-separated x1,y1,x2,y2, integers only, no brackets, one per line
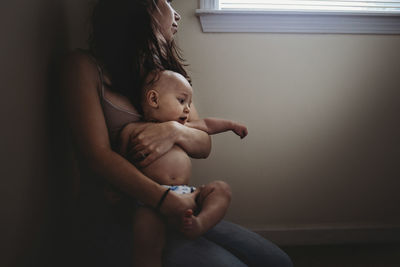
164,220,292,267
164,227,247,267
74,201,292,267
203,220,292,267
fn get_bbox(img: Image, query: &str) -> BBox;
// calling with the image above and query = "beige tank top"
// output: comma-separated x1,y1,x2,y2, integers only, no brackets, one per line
92,58,142,145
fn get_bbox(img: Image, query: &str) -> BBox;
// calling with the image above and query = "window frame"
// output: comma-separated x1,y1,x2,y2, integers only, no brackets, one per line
196,0,400,34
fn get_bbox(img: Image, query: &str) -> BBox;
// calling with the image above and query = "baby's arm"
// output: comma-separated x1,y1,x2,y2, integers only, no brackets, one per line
185,118,248,139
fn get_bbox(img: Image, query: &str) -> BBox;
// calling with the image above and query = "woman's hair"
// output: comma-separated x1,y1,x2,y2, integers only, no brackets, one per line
88,0,189,112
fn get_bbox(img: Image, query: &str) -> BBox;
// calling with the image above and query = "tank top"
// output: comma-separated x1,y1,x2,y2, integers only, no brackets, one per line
77,51,142,202
92,56,142,146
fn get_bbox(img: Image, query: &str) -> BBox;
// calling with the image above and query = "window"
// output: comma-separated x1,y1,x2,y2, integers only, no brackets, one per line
219,0,400,13
196,0,400,34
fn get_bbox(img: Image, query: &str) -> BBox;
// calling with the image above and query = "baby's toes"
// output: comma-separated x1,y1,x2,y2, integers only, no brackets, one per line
184,209,193,218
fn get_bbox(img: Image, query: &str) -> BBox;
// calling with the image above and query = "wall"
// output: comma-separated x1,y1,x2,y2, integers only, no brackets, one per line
173,0,400,238
0,0,89,266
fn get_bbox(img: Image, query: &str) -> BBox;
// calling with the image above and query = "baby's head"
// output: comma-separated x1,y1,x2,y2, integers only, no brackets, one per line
141,70,192,124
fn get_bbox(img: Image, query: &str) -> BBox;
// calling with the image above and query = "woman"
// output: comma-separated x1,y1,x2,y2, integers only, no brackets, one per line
63,0,292,266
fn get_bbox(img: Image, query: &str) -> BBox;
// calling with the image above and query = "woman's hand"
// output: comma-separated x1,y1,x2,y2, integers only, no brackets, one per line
118,121,181,167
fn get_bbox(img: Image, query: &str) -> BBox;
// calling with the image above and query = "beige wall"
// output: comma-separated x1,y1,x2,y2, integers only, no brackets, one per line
173,0,400,229
1,0,399,265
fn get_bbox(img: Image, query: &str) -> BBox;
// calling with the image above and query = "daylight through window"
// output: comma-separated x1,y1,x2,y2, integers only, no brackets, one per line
219,0,400,14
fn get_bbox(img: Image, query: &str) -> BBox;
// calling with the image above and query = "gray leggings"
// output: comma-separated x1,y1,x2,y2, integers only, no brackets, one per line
73,195,292,267
76,218,292,267
164,220,292,267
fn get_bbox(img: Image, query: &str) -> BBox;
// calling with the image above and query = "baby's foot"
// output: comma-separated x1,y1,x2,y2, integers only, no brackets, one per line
181,209,205,240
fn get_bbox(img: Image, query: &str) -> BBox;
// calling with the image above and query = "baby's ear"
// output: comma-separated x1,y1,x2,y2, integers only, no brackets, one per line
146,90,159,108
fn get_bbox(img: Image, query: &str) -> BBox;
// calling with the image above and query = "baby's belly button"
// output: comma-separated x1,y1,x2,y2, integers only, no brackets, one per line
167,176,188,185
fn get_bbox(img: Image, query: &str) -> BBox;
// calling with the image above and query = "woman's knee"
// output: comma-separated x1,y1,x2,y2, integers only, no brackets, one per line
265,248,293,267
249,240,293,267
205,220,293,267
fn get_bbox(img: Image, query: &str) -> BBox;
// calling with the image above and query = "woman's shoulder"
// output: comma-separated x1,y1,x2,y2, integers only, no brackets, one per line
65,49,97,69
61,49,104,100
63,49,100,81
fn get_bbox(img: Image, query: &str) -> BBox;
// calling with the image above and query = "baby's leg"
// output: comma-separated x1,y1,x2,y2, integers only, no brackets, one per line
132,206,165,267
182,181,231,239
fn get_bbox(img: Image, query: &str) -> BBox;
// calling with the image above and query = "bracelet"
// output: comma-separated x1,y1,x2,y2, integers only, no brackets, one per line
156,187,171,211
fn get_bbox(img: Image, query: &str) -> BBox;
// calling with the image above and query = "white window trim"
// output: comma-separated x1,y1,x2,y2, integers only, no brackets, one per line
196,0,400,34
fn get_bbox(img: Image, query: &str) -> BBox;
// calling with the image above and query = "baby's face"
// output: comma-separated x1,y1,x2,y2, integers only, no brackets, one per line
153,73,193,124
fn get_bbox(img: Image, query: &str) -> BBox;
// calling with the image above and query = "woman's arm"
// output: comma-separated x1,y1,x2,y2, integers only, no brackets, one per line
61,52,197,214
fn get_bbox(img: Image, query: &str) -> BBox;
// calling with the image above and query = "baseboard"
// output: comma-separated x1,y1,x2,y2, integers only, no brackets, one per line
252,225,400,246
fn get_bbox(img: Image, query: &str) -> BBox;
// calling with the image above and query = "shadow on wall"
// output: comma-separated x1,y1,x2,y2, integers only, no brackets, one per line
0,0,84,266
43,2,81,267
43,1,93,266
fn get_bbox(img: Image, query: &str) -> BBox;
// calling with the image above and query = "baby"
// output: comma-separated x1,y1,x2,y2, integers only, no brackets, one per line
130,70,248,267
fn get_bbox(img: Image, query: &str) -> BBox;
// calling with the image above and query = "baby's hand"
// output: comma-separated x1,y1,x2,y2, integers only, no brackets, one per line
232,123,248,139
